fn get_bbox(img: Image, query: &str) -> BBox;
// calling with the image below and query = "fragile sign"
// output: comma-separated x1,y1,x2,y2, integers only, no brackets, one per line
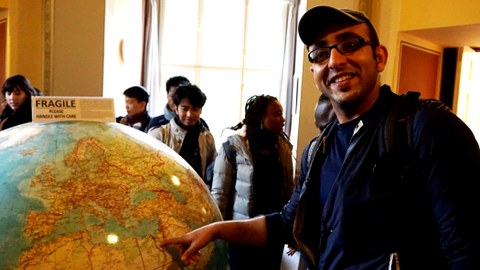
32,97,115,123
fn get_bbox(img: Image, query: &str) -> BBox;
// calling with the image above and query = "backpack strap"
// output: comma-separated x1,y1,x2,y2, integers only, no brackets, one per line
222,140,237,174
222,141,237,204
384,91,420,156
381,91,422,181
306,135,322,166
205,141,237,189
384,91,450,156
384,91,451,179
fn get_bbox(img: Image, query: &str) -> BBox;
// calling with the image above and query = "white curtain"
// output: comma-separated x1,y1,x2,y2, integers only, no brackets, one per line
142,0,162,116
280,0,299,136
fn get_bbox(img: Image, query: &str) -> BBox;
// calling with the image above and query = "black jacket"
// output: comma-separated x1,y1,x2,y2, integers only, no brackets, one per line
0,99,33,130
266,85,480,270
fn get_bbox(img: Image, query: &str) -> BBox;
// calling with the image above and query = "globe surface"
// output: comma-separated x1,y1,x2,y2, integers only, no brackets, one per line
0,121,228,269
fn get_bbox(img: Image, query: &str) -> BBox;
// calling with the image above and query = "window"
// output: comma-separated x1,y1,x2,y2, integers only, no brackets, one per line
146,0,298,146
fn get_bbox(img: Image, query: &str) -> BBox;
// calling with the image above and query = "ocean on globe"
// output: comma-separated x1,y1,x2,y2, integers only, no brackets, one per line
0,121,228,270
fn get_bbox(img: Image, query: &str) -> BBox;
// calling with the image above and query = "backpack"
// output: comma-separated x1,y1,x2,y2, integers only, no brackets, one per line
306,91,449,166
222,140,237,172
205,140,237,189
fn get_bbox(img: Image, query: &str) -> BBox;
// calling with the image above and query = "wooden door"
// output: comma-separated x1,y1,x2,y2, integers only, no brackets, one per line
397,42,441,99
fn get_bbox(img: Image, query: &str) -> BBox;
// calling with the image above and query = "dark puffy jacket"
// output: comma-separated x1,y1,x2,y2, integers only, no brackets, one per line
266,85,480,270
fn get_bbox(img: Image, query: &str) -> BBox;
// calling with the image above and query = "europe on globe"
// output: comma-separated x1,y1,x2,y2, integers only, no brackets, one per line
0,121,228,269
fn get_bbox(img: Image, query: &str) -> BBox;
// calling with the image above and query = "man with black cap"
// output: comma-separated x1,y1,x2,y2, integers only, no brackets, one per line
160,5,480,269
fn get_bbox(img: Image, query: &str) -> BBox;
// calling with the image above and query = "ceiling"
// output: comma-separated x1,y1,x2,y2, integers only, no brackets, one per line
405,24,480,50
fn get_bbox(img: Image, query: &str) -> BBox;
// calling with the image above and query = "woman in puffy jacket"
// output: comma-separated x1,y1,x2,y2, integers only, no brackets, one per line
211,94,295,270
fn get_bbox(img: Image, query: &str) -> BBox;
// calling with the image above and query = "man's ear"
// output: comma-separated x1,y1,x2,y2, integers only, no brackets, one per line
375,45,388,72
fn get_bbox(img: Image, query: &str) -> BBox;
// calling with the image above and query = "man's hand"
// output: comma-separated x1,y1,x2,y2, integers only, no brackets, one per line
160,217,268,265
161,224,216,265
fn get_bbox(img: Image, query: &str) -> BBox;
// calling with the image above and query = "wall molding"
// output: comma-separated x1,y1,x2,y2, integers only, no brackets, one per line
43,0,54,95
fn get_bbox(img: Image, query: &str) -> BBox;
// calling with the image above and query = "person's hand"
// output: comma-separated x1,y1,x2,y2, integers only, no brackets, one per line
286,243,299,256
119,117,128,125
160,225,215,266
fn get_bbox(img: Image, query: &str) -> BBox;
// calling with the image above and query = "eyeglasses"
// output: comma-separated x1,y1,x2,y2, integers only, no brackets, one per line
307,36,375,64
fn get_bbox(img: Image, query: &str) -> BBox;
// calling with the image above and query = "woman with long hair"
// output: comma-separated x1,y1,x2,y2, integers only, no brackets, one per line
211,94,295,270
0,74,42,131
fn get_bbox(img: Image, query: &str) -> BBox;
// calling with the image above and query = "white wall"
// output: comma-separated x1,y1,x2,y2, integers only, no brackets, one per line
103,0,144,117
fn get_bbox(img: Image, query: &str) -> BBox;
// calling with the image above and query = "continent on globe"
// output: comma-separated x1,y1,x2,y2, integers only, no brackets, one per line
0,121,228,270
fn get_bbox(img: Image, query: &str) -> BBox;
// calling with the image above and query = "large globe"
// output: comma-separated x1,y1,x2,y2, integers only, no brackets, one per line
0,121,228,269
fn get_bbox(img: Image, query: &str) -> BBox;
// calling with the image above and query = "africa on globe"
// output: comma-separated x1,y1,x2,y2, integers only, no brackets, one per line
0,121,228,269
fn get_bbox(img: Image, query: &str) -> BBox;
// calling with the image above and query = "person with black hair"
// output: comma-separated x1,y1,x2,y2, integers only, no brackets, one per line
148,84,216,186
210,94,295,270
146,76,189,131
160,5,480,270
0,74,42,131
146,76,209,132
116,86,151,132
314,94,335,132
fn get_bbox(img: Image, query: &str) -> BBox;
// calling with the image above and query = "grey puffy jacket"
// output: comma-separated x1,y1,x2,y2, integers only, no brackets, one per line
211,126,295,220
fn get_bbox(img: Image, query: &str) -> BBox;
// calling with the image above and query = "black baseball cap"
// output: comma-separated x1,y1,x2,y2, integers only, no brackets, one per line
298,6,379,47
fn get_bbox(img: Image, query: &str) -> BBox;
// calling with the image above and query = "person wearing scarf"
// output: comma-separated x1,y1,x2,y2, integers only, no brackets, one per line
148,84,216,187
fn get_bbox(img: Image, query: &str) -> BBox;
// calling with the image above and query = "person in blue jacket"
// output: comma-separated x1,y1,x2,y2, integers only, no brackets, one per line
160,5,480,270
